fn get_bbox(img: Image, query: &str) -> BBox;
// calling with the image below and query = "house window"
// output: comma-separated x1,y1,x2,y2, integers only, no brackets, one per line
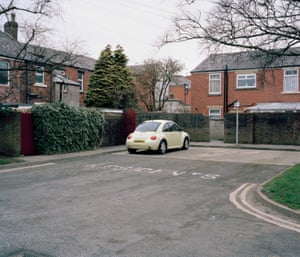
237,74,256,89
0,61,9,86
209,108,221,119
209,73,221,95
78,71,84,92
63,84,68,93
35,66,44,84
284,69,299,92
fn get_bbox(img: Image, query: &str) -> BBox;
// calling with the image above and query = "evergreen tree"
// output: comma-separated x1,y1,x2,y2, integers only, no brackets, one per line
84,45,137,109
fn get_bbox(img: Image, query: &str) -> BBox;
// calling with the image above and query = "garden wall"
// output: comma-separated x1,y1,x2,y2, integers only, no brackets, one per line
137,112,210,142
225,112,300,145
0,112,21,156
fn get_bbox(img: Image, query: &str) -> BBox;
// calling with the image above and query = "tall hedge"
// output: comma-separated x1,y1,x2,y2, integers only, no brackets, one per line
32,102,104,154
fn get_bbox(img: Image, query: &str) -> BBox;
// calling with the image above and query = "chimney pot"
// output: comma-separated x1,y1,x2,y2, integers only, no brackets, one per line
4,12,18,40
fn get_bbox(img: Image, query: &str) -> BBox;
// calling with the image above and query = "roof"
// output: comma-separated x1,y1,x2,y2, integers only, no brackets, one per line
52,70,79,86
191,48,300,73
0,30,96,71
169,75,191,87
245,102,300,113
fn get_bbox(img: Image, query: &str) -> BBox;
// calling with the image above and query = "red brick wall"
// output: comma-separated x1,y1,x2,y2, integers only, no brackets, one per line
0,60,25,103
190,68,300,116
28,65,51,104
0,60,51,104
169,85,191,105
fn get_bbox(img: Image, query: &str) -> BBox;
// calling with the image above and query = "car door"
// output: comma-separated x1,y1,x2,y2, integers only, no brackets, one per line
163,122,181,148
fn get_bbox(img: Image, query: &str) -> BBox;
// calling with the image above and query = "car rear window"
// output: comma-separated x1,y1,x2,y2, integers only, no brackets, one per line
135,122,161,132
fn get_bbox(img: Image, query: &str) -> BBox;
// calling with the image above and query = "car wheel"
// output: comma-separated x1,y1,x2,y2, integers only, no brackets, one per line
128,149,137,154
182,137,189,150
158,140,167,154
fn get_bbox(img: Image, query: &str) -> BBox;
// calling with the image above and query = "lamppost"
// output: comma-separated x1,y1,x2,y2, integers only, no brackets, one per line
184,83,191,104
234,100,240,145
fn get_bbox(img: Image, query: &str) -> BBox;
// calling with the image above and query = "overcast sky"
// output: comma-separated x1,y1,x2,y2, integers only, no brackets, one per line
52,0,213,74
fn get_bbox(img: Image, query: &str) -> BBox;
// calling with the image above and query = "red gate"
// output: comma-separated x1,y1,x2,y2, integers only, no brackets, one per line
124,108,136,137
21,113,35,155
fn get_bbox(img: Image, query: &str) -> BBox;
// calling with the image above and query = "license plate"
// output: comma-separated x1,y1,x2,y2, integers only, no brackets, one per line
134,140,145,143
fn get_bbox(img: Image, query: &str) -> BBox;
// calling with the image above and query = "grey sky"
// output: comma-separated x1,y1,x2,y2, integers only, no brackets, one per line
52,0,213,74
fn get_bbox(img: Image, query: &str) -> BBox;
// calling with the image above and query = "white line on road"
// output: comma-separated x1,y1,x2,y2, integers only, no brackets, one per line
0,162,56,173
230,183,300,233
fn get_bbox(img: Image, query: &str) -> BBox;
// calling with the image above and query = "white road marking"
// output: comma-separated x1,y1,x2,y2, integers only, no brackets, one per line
0,162,56,173
172,171,186,176
230,183,300,233
84,162,220,180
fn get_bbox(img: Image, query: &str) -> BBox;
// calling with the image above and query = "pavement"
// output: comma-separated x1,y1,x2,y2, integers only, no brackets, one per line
1,140,300,233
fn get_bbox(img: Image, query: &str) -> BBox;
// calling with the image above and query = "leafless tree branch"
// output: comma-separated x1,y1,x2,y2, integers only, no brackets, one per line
164,0,300,60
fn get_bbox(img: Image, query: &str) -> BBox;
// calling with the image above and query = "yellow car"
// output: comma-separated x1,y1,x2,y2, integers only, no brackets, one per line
126,120,190,154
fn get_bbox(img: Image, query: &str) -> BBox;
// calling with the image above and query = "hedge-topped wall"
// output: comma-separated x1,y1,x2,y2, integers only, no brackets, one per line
137,112,210,142
225,112,300,145
32,103,105,154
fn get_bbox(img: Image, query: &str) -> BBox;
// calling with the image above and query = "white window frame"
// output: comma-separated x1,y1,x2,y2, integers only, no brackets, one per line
209,73,221,95
283,68,299,92
78,71,84,92
209,108,221,119
63,84,68,93
35,66,45,85
237,73,256,89
0,60,9,86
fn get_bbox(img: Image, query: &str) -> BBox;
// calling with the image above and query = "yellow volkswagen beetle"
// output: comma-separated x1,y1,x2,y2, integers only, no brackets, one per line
126,120,190,154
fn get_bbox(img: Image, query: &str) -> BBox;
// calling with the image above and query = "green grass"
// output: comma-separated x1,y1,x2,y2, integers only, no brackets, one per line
0,155,23,165
262,164,300,210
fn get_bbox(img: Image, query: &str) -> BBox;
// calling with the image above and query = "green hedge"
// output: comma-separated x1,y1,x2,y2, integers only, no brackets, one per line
32,102,104,154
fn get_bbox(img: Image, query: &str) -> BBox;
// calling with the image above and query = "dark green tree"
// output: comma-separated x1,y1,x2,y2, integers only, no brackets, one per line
84,45,137,109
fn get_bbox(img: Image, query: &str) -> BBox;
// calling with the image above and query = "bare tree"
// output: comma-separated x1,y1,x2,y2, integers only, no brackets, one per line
164,0,300,58
0,0,83,62
0,1,85,103
1,0,61,43
135,58,183,112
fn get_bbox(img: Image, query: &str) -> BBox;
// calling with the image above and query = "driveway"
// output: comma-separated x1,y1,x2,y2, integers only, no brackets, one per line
0,147,299,257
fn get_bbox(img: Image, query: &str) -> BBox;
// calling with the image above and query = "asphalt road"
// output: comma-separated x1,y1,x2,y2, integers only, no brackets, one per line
0,147,299,257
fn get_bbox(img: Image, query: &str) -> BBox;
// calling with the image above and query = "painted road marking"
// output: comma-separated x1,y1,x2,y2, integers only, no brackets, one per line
85,162,220,180
0,162,56,173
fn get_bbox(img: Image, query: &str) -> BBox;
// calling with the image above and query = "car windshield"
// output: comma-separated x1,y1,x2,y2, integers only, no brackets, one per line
135,122,161,132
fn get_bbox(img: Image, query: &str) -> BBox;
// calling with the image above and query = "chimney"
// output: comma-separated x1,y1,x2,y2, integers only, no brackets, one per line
4,13,18,40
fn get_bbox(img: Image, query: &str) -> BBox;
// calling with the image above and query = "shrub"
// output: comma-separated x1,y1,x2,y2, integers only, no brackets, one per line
0,103,13,117
32,102,104,154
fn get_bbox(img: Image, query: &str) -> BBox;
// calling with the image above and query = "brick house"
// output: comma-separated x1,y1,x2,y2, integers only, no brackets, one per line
164,75,191,113
0,15,95,107
190,50,300,118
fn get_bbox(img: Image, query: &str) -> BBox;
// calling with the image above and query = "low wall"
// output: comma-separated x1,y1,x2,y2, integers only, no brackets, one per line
102,112,126,146
225,113,300,145
210,119,224,140
0,112,21,156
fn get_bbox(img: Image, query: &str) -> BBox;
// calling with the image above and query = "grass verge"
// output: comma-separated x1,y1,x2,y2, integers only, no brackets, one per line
0,155,23,165
262,164,300,210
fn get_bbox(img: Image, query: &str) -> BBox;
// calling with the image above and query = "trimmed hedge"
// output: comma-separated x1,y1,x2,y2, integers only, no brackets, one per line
32,102,104,154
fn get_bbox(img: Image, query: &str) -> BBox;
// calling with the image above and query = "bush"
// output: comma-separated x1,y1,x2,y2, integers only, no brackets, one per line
32,102,104,154
0,103,13,117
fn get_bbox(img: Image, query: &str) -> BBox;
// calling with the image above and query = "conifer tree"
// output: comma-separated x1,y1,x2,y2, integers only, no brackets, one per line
84,45,136,109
